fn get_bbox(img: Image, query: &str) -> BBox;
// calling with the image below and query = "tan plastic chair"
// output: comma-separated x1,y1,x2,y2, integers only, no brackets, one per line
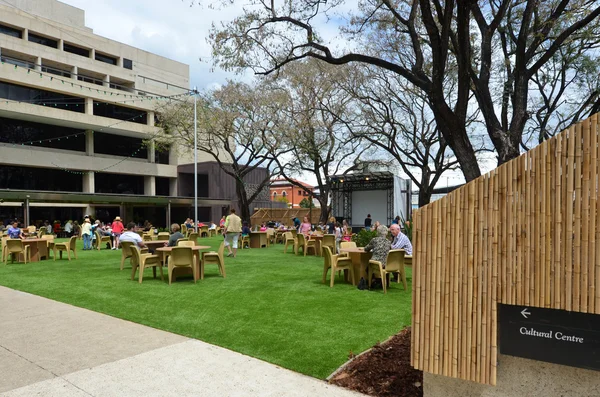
208,228,216,237
187,233,199,245
176,238,188,246
201,242,225,279
5,239,31,264
266,229,276,246
295,234,316,256
41,235,55,259
241,235,250,249
143,234,152,242
28,225,36,233
94,231,112,250
53,236,77,261
180,224,187,235
130,246,163,284
167,247,197,285
322,234,336,255
368,249,408,294
283,232,295,254
290,230,298,239
1,236,9,263
199,226,209,238
157,232,170,241
177,240,195,247
339,241,357,258
322,246,355,287
120,241,136,270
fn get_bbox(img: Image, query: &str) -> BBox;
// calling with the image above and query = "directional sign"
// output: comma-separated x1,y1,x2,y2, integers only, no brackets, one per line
499,304,600,371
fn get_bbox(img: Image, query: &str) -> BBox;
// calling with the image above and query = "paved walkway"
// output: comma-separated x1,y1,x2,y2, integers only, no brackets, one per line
0,286,362,397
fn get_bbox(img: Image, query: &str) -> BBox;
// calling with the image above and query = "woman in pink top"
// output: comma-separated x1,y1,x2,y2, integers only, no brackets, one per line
111,216,124,249
299,216,312,235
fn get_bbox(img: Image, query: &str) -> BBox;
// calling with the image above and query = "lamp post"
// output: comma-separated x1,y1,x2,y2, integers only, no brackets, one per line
193,87,198,233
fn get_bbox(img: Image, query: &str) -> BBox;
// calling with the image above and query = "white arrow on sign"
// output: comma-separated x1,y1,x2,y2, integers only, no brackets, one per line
521,308,531,319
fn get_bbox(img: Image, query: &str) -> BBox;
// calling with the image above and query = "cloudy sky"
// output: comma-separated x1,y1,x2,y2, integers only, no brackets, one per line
59,0,246,90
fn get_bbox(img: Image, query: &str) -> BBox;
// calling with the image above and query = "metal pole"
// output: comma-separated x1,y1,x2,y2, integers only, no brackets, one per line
193,88,198,233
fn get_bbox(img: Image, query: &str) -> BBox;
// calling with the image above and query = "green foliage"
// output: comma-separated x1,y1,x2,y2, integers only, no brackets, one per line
299,197,314,208
275,196,289,204
400,214,413,242
0,236,412,379
352,229,377,247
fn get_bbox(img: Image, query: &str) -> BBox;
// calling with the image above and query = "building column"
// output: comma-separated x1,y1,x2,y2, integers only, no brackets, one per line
117,57,123,67
85,98,94,115
144,176,156,196
147,140,155,163
83,172,95,194
147,111,155,127
166,201,171,229
24,198,30,227
71,66,78,80
58,39,64,51
103,75,110,88
90,48,95,60
169,178,178,197
34,56,41,72
22,28,28,40
85,130,94,156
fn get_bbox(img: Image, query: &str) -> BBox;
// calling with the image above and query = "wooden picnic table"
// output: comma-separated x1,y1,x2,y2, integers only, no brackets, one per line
155,245,211,282
308,234,323,256
338,247,372,285
22,238,50,262
144,240,169,254
250,232,268,248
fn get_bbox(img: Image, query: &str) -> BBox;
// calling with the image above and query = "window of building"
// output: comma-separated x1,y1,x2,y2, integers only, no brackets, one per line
41,65,71,78
95,173,144,195
282,191,287,197
93,132,148,159
0,55,34,69
77,74,104,86
0,117,85,152
28,33,58,48
0,81,85,113
93,101,147,124
156,177,170,196
0,165,82,192
63,43,90,58
123,58,133,70
273,192,277,198
95,52,117,65
298,190,302,195
0,23,22,38
155,146,170,165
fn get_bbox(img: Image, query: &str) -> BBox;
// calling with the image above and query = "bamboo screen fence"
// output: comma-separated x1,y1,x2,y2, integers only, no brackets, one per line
411,114,600,385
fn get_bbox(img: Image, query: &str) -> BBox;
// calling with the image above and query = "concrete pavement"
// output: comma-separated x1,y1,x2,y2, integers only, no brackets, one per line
0,286,362,397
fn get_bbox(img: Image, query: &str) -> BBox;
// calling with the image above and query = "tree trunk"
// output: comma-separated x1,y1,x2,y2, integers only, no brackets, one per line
318,197,329,224
235,180,252,223
418,186,433,208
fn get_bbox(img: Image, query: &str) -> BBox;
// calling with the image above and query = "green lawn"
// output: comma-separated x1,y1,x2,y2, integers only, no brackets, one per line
0,236,412,379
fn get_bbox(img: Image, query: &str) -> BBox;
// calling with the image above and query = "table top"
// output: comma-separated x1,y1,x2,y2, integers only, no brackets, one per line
155,246,211,252
21,238,47,243
145,240,170,246
251,231,268,234
309,235,323,239
339,247,370,254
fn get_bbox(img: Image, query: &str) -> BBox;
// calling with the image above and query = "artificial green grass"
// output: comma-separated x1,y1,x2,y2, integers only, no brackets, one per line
0,237,412,379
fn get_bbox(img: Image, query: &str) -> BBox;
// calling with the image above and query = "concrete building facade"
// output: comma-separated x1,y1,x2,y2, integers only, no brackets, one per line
0,0,259,227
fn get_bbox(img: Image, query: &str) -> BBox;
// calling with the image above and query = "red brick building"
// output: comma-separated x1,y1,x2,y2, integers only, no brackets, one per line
270,178,315,208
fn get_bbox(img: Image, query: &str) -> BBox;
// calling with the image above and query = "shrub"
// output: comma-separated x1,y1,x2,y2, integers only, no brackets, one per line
352,229,377,247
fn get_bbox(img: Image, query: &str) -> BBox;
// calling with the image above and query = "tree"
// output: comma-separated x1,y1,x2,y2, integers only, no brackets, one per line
203,0,600,181
299,197,315,208
155,81,287,221
264,59,375,223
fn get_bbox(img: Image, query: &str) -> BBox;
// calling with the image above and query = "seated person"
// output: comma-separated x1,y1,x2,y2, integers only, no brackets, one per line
208,222,217,230
364,225,392,283
119,222,146,249
167,223,185,247
184,218,194,229
259,223,267,232
242,222,251,237
7,221,23,239
390,224,413,255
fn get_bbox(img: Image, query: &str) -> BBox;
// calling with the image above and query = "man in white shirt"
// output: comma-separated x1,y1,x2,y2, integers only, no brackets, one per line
390,224,412,255
119,222,146,249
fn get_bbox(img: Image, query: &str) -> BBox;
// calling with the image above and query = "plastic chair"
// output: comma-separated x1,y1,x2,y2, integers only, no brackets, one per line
201,242,225,279
143,234,152,242
241,235,250,249
283,232,295,254
322,246,355,287
1,236,9,263
157,232,170,241
41,235,55,259
53,236,78,261
199,226,209,238
187,233,199,245
322,234,336,255
5,239,31,264
130,246,163,284
266,229,276,246
295,234,316,256
120,241,135,270
94,231,112,250
339,241,357,258
368,249,408,294
167,247,197,285
177,240,195,247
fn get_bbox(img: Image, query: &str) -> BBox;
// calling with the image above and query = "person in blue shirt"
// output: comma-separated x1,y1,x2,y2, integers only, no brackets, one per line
7,221,23,239
293,217,301,230
242,222,251,237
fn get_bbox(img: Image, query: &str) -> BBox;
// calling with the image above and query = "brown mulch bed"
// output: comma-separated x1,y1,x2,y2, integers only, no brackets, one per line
330,327,423,397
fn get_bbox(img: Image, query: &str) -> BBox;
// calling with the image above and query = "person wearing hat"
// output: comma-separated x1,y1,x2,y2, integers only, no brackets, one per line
82,218,93,250
111,216,124,250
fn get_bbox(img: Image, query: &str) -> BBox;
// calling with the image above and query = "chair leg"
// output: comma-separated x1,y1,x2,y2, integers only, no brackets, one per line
168,264,173,285
350,266,356,285
368,266,373,289
152,266,157,279
330,265,335,288
322,265,329,284
67,250,71,261
381,266,387,294
219,257,226,278
120,256,125,271
200,261,204,280
192,259,197,284
131,262,138,281
158,265,164,281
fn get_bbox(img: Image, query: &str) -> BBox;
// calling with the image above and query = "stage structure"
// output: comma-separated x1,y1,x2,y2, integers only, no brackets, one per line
329,172,412,228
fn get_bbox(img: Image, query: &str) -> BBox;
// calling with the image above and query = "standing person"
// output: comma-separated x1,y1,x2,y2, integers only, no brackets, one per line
293,217,301,231
342,219,352,242
364,214,372,231
111,216,124,250
327,216,336,234
392,215,401,225
72,221,81,239
7,221,23,239
390,224,413,255
299,216,312,236
81,218,92,250
224,208,242,258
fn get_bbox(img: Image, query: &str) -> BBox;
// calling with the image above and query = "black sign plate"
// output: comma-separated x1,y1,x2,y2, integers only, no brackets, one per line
499,304,600,371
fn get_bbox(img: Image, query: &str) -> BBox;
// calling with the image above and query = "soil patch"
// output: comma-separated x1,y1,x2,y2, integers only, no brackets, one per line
330,327,423,397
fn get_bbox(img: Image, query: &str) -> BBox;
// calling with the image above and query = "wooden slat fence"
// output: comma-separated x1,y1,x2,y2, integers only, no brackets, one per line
411,113,600,385
250,208,320,227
